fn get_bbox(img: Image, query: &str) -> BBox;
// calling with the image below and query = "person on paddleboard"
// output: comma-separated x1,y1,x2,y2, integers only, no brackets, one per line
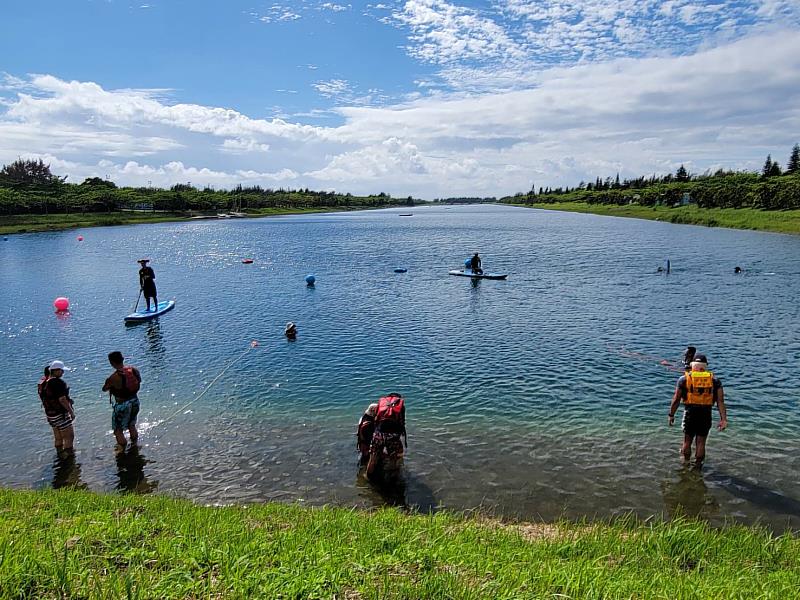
470,253,483,275
668,353,728,468
102,351,142,449
137,259,158,312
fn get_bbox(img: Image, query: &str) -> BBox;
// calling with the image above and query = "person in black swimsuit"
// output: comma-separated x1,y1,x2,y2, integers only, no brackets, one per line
137,259,158,312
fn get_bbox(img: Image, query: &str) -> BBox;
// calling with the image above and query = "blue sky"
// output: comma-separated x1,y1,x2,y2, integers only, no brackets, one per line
1,0,799,198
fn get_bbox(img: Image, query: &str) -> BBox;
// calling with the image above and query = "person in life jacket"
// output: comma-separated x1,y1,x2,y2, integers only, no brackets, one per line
668,353,728,467
356,403,378,465
366,393,407,480
39,360,76,453
102,351,142,449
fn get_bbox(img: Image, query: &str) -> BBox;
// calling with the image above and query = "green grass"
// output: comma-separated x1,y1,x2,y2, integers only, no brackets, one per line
511,202,800,235
0,207,375,235
0,489,797,599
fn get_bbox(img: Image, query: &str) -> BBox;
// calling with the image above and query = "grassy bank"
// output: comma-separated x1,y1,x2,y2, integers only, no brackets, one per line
0,207,374,235
0,489,797,598
511,202,800,234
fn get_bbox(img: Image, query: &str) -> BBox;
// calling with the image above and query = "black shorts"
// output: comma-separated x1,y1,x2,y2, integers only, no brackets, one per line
143,284,157,299
682,406,712,437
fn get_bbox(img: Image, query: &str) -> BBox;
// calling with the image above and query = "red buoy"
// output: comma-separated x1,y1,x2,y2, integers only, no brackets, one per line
241,258,254,264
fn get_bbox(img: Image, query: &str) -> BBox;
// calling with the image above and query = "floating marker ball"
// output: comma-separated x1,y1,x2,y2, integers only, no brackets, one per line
305,274,316,285
53,297,70,312
77,235,84,241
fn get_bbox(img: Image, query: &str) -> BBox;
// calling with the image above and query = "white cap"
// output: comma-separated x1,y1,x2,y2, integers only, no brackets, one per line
49,360,65,371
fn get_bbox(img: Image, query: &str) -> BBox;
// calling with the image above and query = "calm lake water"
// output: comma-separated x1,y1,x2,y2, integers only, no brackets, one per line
1,205,799,528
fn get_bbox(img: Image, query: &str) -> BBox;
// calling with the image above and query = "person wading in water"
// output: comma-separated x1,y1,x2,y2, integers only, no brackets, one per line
366,393,407,480
137,259,158,312
668,353,728,468
38,360,76,453
102,351,142,449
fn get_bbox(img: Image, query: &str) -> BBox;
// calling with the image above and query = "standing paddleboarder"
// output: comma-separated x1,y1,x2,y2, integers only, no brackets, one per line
470,252,483,275
137,259,158,312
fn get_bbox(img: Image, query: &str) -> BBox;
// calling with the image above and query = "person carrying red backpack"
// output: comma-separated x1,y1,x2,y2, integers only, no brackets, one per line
366,393,407,480
102,351,142,449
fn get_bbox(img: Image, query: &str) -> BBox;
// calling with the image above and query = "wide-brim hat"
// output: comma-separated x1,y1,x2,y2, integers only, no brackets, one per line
137,258,150,264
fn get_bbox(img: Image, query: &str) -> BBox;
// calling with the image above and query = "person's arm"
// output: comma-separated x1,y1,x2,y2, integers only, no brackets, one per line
668,383,682,425
102,374,112,392
133,367,142,383
715,386,728,430
402,406,407,447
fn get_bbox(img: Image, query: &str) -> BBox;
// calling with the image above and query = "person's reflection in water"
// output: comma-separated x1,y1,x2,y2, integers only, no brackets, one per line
661,466,719,520
52,451,87,490
470,277,481,290
115,446,158,494
144,320,165,356
356,468,437,513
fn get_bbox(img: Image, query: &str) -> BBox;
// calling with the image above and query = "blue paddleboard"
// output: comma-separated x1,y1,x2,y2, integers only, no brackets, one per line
124,300,176,323
448,269,508,280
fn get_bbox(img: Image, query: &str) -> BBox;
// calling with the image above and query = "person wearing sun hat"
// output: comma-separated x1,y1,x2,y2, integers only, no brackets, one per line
668,352,728,468
137,258,158,312
38,360,76,453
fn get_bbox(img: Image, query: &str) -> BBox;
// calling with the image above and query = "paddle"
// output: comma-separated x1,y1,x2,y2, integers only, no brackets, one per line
133,288,143,313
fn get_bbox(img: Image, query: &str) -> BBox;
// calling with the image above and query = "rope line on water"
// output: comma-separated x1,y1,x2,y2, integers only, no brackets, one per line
157,340,260,427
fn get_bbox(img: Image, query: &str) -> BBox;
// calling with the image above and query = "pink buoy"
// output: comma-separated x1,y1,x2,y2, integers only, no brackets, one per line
77,235,84,241
53,297,70,312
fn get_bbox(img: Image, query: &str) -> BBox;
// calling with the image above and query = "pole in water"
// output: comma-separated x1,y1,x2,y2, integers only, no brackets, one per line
666,259,671,274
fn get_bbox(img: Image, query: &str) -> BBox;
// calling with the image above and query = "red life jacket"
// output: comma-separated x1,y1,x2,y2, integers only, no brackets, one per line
117,366,141,397
376,394,404,428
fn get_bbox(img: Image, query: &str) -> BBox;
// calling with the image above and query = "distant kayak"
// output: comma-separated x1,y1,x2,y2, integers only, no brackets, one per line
124,300,176,323
449,270,508,280
398,213,413,217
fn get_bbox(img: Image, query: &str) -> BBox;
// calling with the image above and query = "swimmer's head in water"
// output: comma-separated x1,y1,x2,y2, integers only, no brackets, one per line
366,403,378,417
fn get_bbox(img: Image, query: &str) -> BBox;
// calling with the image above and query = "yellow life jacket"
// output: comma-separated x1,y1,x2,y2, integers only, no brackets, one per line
685,371,715,406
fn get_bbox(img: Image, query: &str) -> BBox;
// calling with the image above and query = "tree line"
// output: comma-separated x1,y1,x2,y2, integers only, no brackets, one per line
0,159,413,215
503,144,800,210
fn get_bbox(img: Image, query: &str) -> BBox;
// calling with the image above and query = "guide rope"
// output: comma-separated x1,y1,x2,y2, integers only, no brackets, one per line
157,340,260,427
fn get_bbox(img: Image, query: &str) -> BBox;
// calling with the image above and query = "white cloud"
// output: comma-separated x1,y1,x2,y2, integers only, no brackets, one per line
221,138,271,154
393,0,524,65
385,0,800,92
319,3,350,11
313,79,352,98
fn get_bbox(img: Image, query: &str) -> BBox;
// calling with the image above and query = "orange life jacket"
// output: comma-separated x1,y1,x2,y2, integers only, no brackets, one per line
685,371,715,406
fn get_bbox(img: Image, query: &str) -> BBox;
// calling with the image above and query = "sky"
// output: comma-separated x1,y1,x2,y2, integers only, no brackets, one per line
1,0,799,199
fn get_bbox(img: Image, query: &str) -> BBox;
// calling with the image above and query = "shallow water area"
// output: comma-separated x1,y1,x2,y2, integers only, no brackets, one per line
1,205,799,529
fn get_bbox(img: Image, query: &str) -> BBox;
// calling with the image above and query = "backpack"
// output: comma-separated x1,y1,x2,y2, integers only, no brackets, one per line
37,376,49,401
118,366,141,395
375,394,404,425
